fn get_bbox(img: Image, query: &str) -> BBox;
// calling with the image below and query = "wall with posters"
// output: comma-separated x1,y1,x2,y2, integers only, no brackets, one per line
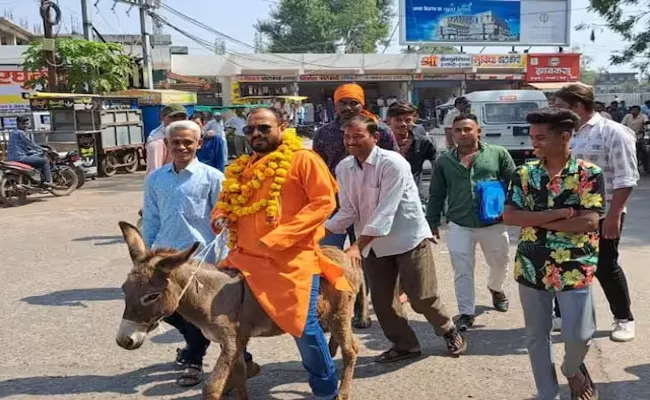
401,0,569,45
526,53,580,82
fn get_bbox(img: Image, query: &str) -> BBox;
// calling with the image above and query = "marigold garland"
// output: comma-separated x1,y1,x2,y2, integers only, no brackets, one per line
216,129,303,248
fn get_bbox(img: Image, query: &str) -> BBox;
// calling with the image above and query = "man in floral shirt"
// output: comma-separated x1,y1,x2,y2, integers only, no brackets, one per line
503,108,604,400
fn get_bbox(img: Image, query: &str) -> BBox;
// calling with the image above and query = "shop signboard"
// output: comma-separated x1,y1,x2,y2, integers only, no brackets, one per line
419,54,473,68
237,75,295,82
413,73,466,80
473,54,527,68
526,53,580,82
473,74,525,80
400,0,570,46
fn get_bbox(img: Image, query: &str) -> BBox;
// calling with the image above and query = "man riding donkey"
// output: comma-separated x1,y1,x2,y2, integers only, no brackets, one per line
210,107,355,399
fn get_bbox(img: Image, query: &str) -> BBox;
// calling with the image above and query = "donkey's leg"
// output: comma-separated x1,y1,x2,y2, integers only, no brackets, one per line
202,339,238,400
353,266,372,329
332,295,360,400
232,337,251,400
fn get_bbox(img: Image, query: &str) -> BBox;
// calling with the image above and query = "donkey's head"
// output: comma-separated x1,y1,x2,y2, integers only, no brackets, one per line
115,221,199,350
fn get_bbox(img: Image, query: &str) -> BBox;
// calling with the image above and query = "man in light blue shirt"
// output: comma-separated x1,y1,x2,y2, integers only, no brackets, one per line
141,120,226,387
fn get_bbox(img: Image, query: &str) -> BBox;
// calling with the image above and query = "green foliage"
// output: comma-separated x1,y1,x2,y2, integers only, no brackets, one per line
401,45,459,54
21,38,137,94
255,0,392,53
576,0,650,70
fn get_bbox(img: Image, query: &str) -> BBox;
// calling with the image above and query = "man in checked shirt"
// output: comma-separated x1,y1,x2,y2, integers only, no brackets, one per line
555,84,640,343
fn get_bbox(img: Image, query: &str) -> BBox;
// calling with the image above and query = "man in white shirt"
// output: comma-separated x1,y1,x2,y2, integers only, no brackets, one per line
225,110,248,157
443,97,470,149
325,114,466,363
555,84,639,343
621,105,649,134
205,112,225,139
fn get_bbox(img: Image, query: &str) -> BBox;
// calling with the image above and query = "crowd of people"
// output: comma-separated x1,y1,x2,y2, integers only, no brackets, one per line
135,82,638,400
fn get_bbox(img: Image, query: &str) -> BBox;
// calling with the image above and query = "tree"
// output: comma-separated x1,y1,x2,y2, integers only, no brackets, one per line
571,46,599,85
255,0,392,53
401,45,459,54
576,1,650,70
22,38,137,94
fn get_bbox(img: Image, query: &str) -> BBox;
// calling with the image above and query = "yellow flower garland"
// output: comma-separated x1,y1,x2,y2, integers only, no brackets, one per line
216,129,303,248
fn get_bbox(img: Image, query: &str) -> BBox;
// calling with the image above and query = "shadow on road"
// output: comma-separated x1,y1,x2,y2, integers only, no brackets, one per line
21,287,123,307
72,235,124,246
0,363,177,398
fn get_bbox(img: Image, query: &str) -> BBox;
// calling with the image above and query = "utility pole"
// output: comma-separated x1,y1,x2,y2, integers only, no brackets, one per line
114,0,154,89
80,0,93,40
139,0,154,89
40,0,59,91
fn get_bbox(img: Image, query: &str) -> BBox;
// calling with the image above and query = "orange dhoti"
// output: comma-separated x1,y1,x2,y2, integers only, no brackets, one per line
212,149,352,337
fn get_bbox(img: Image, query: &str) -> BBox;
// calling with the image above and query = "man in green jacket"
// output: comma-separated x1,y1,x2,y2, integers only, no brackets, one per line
426,113,516,331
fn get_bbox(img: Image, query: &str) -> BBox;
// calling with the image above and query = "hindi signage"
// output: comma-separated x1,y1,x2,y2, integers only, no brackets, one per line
472,54,527,68
419,54,473,68
526,53,580,82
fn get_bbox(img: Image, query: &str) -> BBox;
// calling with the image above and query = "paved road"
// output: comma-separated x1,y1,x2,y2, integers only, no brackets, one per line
1,172,649,400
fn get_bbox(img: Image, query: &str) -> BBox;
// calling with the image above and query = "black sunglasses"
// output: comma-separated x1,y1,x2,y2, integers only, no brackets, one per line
243,124,272,136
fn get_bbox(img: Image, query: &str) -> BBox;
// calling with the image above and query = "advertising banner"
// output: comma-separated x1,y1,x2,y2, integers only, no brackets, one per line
473,54,527,68
400,0,569,46
419,54,473,68
526,53,580,82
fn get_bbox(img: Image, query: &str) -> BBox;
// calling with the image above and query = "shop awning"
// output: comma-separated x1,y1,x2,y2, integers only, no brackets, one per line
526,81,591,91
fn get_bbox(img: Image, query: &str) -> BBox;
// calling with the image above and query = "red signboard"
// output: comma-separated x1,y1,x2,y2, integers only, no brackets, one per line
526,53,580,82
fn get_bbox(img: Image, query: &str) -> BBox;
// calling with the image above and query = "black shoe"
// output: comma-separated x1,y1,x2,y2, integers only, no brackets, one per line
455,314,475,332
490,289,509,312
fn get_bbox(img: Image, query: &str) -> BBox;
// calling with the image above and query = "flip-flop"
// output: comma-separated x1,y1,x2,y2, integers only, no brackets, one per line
375,348,421,364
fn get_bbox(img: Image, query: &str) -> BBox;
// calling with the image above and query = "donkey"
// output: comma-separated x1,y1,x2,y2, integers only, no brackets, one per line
115,221,362,400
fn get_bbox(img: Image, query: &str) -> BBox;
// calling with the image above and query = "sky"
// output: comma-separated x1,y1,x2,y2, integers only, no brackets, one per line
5,0,637,73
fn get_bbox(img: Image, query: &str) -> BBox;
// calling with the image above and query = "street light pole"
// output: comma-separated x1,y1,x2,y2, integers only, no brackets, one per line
139,0,154,89
40,0,59,91
80,0,93,41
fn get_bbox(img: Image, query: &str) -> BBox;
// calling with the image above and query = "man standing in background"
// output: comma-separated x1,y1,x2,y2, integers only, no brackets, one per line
386,100,436,201
555,84,639,342
443,97,470,149
594,102,612,120
146,104,187,175
621,105,648,134
225,109,248,157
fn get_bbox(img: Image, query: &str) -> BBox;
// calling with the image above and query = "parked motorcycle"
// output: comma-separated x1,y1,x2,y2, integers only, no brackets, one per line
637,121,650,174
0,148,79,207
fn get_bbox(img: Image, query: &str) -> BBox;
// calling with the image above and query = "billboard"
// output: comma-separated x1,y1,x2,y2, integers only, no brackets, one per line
526,53,580,82
400,0,570,46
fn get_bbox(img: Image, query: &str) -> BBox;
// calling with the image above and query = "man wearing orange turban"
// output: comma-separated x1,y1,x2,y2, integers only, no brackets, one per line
313,82,399,327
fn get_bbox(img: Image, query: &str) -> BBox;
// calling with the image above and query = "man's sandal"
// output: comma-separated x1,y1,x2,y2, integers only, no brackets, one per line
569,364,598,400
176,364,203,387
444,327,467,357
375,348,422,364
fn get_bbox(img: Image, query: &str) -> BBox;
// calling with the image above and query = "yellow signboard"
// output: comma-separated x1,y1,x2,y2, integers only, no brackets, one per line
231,82,241,104
472,54,527,69
113,89,197,105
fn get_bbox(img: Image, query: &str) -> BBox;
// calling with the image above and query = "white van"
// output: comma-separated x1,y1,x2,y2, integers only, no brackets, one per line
465,90,548,164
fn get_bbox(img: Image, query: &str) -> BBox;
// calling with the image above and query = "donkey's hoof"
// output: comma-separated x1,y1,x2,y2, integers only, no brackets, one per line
353,316,372,329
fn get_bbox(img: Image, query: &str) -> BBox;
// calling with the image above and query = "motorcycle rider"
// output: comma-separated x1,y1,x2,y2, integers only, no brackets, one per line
7,116,53,185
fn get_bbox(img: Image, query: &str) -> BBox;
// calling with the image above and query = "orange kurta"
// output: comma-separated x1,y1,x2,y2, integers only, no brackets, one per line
211,149,352,337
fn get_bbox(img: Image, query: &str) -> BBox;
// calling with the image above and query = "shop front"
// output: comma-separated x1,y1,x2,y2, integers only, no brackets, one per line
232,73,411,122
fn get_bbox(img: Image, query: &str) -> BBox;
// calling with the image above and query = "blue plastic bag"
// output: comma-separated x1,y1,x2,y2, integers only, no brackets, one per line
475,180,506,224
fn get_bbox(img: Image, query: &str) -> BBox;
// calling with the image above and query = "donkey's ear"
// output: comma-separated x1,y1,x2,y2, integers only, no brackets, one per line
118,221,147,262
156,242,201,274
